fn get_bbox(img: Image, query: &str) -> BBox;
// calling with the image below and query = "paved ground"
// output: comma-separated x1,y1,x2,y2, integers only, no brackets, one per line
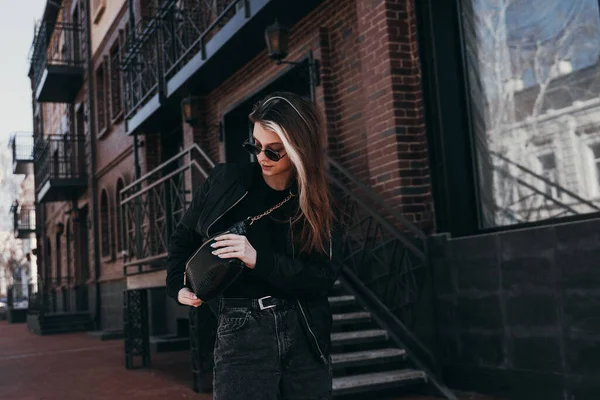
0,321,499,400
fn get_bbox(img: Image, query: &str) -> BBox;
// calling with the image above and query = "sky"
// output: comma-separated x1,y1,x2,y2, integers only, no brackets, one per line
0,1,47,231
0,0,48,145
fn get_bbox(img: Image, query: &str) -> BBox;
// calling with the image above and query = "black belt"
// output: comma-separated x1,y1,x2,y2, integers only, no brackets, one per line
220,296,294,311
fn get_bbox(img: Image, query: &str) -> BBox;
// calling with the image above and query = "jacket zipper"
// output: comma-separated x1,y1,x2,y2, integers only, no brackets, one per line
184,191,248,286
206,191,248,237
290,221,327,364
297,299,328,364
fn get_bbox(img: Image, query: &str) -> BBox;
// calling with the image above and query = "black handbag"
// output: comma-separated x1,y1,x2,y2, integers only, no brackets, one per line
183,191,294,301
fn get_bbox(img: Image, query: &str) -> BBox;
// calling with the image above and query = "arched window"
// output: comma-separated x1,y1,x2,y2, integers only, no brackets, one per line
115,179,125,254
100,190,110,257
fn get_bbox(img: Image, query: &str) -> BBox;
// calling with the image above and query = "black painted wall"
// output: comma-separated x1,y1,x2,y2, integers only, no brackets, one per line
430,217,600,400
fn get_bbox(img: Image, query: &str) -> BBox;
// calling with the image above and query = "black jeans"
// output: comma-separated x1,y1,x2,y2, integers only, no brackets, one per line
213,298,332,400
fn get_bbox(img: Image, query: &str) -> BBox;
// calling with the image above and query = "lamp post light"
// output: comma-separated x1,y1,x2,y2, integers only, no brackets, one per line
264,20,320,100
181,95,200,126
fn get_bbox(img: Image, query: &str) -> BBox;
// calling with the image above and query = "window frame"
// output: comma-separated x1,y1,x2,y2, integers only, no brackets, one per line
95,57,109,138
415,0,600,237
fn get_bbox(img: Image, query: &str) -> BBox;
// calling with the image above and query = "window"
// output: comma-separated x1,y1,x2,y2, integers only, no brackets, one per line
462,0,600,227
115,179,125,254
109,41,123,120
100,190,110,258
95,60,108,135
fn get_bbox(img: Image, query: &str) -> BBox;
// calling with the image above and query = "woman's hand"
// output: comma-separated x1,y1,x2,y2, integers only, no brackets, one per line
211,233,257,269
178,287,203,307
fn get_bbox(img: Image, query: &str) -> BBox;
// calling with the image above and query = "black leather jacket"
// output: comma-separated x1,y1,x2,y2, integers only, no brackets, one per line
166,162,343,364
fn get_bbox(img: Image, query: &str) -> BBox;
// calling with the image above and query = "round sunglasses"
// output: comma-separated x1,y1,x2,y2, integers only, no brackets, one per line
242,140,287,162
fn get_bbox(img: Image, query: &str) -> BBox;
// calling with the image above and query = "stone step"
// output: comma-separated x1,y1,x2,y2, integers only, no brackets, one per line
331,348,407,369
331,329,388,346
332,369,427,396
328,295,356,307
332,311,371,326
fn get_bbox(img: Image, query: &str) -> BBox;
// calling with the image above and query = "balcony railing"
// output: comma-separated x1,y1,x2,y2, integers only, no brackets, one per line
120,143,215,273
34,134,87,202
11,202,36,239
121,0,248,123
159,0,243,81
30,21,85,103
9,133,34,175
122,13,162,119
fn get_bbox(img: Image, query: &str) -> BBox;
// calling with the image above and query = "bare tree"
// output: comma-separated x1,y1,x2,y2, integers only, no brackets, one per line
466,0,600,225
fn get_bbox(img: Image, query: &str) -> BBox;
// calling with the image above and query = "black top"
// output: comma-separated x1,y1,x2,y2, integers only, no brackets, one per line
220,165,299,299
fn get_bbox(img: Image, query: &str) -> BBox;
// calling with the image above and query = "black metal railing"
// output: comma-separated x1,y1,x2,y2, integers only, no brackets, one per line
122,0,248,117
490,151,600,223
120,143,215,273
10,132,34,163
327,158,428,331
11,202,36,234
160,0,244,80
122,16,162,118
34,134,86,193
30,21,84,96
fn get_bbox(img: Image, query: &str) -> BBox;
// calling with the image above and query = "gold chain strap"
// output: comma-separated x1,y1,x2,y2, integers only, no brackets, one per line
248,191,295,226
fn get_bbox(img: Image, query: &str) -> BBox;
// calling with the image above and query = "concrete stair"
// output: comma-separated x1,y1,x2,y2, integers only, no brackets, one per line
328,280,429,398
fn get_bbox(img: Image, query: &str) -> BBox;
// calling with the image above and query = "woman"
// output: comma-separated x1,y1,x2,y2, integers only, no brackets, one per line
166,91,342,400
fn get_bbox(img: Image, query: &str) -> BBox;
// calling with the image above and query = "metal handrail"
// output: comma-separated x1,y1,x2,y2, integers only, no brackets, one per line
30,21,84,94
33,134,86,193
327,157,428,260
12,203,36,232
490,150,600,212
159,0,243,78
120,143,215,273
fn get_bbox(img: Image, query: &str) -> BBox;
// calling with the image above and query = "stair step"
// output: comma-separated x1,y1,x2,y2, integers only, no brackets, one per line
331,329,388,346
332,311,371,325
332,369,427,396
332,348,406,369
328,295,356,307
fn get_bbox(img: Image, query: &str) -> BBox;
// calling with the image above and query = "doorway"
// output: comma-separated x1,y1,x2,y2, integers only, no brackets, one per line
223,63,312,162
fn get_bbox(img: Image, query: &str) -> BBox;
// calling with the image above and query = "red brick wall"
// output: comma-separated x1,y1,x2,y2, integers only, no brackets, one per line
182,0,433,230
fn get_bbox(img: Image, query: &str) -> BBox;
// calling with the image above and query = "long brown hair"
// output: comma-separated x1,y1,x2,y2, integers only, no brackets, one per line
249,92,333,255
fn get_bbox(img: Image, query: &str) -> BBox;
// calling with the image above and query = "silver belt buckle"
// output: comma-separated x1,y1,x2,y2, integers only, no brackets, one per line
258,296,276,310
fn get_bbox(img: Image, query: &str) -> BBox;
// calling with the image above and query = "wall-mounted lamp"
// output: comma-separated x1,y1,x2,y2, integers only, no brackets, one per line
66,208,81,222
264,19,320,87
56,222,65,236
181,95,201,126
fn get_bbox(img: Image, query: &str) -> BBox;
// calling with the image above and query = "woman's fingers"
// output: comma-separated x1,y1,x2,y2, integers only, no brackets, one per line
214,234,242,242
212,245,244,256
211,239,241,249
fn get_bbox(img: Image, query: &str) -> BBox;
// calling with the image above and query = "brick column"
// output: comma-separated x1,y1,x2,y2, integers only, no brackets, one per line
356,0,432,229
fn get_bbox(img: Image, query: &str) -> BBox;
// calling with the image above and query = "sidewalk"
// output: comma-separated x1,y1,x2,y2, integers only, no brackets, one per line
0,321,498,400
0,321,209,400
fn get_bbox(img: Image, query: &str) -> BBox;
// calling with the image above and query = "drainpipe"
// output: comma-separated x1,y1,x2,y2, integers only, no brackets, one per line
84,0,102,330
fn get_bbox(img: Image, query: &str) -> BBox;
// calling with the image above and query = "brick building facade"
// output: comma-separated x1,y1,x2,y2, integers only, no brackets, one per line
11,0,600,399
